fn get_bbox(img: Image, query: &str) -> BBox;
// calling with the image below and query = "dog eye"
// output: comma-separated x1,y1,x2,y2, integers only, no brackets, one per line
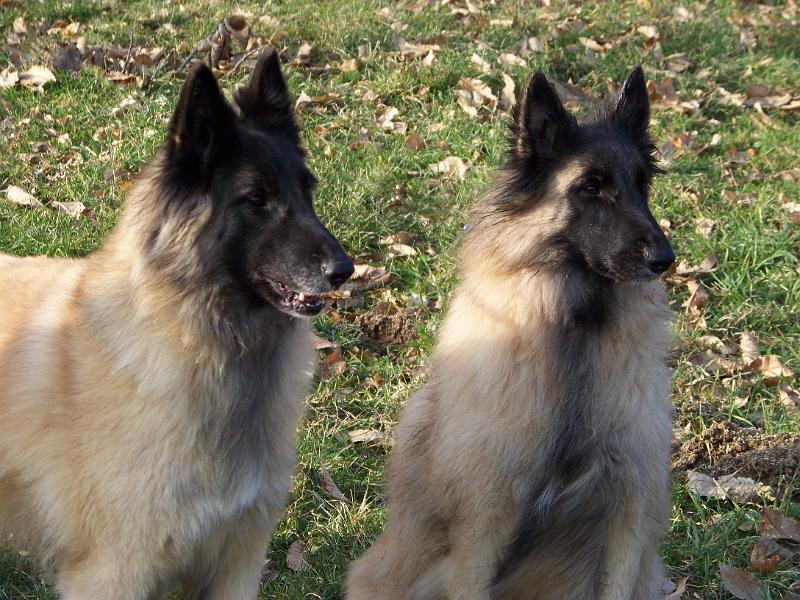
581,183,601,196
243,193,267,208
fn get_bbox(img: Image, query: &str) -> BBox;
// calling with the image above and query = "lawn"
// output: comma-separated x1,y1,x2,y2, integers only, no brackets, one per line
1,0,799,598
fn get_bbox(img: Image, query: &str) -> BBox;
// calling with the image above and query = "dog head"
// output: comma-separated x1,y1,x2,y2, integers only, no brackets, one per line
160,51,353,317
484,66,674,283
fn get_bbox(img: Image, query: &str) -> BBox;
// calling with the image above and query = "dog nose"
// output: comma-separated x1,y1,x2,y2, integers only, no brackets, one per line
644,245,675,274
322,256,354,288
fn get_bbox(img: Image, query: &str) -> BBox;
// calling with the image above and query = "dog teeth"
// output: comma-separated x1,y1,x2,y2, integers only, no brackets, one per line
298,293,305,301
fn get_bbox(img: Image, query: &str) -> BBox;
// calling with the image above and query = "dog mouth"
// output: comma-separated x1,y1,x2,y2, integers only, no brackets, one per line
258,278,327,317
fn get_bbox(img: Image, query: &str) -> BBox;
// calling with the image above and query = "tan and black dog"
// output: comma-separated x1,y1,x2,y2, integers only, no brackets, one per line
346,66,674,600
0,51,352,599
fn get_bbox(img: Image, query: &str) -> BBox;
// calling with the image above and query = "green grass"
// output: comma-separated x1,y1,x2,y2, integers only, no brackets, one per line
1,0,799,598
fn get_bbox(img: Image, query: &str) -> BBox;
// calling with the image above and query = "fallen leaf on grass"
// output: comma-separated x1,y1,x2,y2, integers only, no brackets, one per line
18,65,56,92
750,537,794,573
470,53,491,73
740,331,761,366
348,429,392,445
550,79,587,109
430,156,468,181
4,185,43,208
454,77,497,116
338,57,361,72
499,73,515,111
320,465,348,502
0,67,19,89
682,280,711,310
778,384,799,415
686,470,765,503
784,201,800,225
747,355,794,386
759,508,800,542
695,217,716,238
404,131,425,151
319,346,346,380
285,540,307,572
50,200,85,219
311,333,338,351
720,563,765,600
375,106,406,134
380,231,416,246
674,255,718,278
665,576,688,600
499,52,526,67
396,37,440,59
386,243,416,257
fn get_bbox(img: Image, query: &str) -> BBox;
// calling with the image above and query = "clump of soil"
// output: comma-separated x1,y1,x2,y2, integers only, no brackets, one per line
357,307,418,348
672,421,800,494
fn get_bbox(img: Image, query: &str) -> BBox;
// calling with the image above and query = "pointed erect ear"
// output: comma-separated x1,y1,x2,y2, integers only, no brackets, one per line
514,73,576,161
167,63,234,168
234,49,299,144
611,65,650,139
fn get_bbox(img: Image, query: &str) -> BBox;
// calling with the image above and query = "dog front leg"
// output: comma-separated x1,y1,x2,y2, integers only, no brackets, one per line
196,509,276,600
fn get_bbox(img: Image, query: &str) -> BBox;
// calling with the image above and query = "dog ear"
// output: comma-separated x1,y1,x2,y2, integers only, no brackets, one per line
167,63,234,168
612,66,649,140
514,73,576,161
234,49,300,144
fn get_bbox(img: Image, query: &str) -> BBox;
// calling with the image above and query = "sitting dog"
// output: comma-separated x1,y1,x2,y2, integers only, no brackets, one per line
0,51,353,599
345,66,674,600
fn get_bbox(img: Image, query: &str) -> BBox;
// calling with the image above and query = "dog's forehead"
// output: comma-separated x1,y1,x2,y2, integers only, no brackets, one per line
238,125,307,177
577,128,646,175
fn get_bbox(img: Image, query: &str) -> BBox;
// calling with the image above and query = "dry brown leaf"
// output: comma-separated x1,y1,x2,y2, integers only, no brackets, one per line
499,73,515,111
750,356,794,386
666,576,688,600
311,333,338,351
550,79,587,108
396,37,439,59
4,185,43,208
338,57,361,72
386,243,417,258
319,346,346,380
683,280,711,310
18,65,56,91
686,470,765,503
470,53,491,74
720,563,765,600
697,335,734,356
784,201,800,225
778,384,799,415
454,77,497,116
52,43,83,73
430,156,468,181
499,52,526,67
740,331,761,366
285,540,307,572
375,106,405,134
759,508,800,542
320,465,348,502
0,67,19,89
380,231,416,246
50,200,86,219
675,255,718,277
695,217,716,238
348,429,391,444
750,537,794,573
404,131,425,151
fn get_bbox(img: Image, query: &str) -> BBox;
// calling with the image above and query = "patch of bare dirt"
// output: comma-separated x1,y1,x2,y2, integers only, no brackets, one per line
356,306,418,348
672,421,800,494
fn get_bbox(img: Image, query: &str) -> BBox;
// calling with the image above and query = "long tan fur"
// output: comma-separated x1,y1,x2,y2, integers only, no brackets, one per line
346,69,673,600
0,166,314,598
